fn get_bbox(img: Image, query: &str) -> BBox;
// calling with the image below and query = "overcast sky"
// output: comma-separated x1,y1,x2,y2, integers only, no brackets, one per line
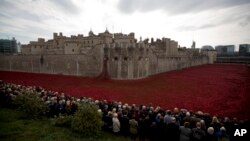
0,0,250,49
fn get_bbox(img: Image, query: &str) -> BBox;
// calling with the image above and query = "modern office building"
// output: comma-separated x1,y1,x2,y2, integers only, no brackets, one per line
239,44,250,56
215,45,235,56
0,38,17,54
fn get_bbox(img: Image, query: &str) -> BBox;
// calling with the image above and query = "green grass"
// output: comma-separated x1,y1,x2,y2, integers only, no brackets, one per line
0,107,130,141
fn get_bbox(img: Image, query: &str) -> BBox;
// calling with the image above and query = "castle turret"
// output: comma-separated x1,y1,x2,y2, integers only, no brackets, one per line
53,33,58,39
104,27,110,34
89,29,94,36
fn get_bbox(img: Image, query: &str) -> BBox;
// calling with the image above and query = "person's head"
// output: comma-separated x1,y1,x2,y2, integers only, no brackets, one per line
220,126,226,131
173,107,179,114
157,113,161,118
166,110,171,115
200,120,205,126
113,113,118,118
171,117,176,123
184,122,190,128
224,117,229,122
207,127,214,135
196,111,203,116
196,122,201,128
212,116,219,123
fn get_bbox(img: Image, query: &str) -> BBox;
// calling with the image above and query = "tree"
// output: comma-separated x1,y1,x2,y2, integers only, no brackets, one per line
71,102,103,137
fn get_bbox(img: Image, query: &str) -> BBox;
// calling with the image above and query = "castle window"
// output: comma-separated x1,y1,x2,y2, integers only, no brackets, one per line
72,49,74,52
92,40,93,43
114,57,118,61
138,57,142,61
88,41,89,43
124,57,128,61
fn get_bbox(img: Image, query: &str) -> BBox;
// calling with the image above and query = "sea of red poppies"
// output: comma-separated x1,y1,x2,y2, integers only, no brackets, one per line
0,64,249,120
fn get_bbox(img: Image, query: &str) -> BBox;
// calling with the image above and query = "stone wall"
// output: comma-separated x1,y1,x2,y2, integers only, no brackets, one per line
0,46,213,80
0,46,103,77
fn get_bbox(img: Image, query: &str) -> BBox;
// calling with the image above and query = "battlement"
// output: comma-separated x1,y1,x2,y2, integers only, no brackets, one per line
17,30,215,79
114,32,135,39
53,32,66,39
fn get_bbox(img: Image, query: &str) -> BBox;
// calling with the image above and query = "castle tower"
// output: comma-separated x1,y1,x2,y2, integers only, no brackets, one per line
191,41,196,49
89,29,94,36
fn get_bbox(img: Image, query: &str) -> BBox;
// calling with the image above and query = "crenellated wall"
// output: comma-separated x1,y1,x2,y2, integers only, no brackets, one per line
1,31,217,79
0,48,213,80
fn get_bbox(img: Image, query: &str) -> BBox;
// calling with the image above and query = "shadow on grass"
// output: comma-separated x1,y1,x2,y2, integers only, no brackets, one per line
0,107,130,141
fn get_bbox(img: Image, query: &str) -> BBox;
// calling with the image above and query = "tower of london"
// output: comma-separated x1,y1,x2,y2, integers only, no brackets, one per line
0,29,217,79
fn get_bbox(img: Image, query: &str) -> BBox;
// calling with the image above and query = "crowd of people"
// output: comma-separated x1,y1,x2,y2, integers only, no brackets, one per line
0,80,249,141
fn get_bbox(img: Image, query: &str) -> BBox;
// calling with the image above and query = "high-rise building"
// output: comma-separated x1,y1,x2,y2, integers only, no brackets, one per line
0,37,17,54
239,44,250,56
215,45,235,55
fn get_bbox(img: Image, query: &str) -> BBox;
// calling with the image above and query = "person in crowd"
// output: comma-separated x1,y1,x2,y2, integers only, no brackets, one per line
200,120,207,132
183,112,191,123
129,115,138,141
157,114,166,141
166,117,180,141
192,122,206,141
138,114,149,141
149,122,158,141
112,113,120,135
216,126,229,141
210,116,221,134
179,122,192,141
206,127,217,141
120,110,130,136
229,117,239,141
164,110,173,125
103,111,113,132
1,81,250,141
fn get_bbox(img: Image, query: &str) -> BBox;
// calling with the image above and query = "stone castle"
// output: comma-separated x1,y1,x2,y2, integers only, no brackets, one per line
0,29,217,79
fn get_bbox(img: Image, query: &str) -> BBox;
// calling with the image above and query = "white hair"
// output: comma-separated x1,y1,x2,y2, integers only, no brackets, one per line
207,127,214,135
220,126,226,131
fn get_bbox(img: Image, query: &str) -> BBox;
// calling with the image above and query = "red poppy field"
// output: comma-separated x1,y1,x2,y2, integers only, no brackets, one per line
0,64,249,120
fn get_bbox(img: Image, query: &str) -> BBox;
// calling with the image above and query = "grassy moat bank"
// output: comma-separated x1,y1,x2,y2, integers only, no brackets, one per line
0,107,129,141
